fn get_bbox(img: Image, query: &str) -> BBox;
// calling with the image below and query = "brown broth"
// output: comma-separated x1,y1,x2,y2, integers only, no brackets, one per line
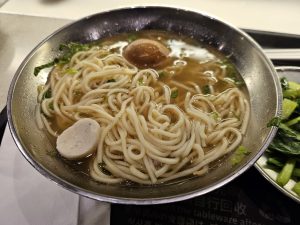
97,30,241,105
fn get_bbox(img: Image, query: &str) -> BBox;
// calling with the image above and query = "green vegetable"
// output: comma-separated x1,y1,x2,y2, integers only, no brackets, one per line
267,157,285,168
221,59,237,77
107,79,116,83
171,89,179,98
282,98,298,120
58,42,90,64
202,85,210,95
267,116,281,127
292,182,300,196
138,78,144,85
43,89,52,99
276,159,296,186
280,77,289,90
283,89,300,98
285,116,300,127
266,78,300,194
34,58,58,76
65,68,78,75
34,42,91,76
288,81,300,90
127,34,137,42
158,71,166,79
231,146,250,165
292,168,300,177
221,59,244,86
278,123,300,141
211,112,220,121
49,102,54,110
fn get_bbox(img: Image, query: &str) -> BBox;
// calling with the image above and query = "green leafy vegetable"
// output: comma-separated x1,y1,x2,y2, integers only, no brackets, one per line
231,146,250,165
171,89,179,98
202,85,210,95
221,59,244,86
138,78,144,85
267,116,281,127
34,42,91,76
280,77,289,90
285,116,300,127
266,78,300,194
43,89,52,99
158,71,167,79
127,34,137,42
49,102,54,110
65,68,78,75
211,112,220,121
283,89,300,98
267,157,285,168
292,168,300,177
107,79,116,83
58,42,90,64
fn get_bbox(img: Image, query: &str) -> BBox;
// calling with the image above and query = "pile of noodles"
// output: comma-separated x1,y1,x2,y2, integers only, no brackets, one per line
37,46,249,184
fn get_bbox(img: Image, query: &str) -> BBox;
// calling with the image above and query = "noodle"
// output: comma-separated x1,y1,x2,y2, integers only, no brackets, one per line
37,31,249,184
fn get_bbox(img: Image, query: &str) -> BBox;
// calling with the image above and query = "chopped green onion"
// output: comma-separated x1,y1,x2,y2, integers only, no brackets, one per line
283,89,300,98
158,71,166,79
280,77,289,90
138,78,144,85
211,112,220,121
65,68,78,75
202,85,210,94
43,89,52,99
267,157,285,168
171,89,179,98
49,102,54,110
127,34,137,42
34,58,59,76
231,146,251,165
34,42,91,76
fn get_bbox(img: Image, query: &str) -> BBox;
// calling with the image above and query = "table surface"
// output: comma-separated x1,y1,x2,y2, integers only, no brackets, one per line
1,1,300,224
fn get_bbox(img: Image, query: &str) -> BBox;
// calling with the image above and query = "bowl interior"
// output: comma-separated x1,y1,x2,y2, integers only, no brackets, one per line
8,7,280,204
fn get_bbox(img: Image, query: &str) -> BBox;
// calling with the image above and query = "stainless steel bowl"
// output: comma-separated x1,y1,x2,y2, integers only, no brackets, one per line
7,7,281,204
